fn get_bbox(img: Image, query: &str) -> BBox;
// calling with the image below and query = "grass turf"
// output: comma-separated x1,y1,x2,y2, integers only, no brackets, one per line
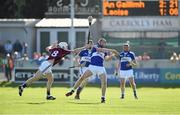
0,83,180,114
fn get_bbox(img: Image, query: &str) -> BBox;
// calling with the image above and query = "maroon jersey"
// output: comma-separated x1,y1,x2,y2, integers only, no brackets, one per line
47,48,71,66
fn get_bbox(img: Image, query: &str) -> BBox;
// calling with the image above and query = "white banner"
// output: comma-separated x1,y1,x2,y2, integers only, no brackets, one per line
102,17,180,31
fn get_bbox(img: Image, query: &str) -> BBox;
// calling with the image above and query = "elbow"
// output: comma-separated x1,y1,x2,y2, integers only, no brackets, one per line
46,48,49,52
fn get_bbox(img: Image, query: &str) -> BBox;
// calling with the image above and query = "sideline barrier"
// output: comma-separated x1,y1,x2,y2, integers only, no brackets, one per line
14,67,78,83
14,67,180,84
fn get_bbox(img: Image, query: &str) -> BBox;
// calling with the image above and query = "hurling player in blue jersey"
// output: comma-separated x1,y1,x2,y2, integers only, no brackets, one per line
74,40,94,99
66,38,117,103
118,42,138,99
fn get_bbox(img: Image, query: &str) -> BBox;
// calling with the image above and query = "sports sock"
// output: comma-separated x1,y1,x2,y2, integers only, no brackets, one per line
47,90,50,96
121,93,124,97
22,83,27,88
101,96,105,99
71,88,75,92
76,87,83,95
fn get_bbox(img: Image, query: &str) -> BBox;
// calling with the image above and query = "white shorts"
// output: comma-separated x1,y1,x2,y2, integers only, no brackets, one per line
39,61,52,74
88,65,107,76
119,69,134,79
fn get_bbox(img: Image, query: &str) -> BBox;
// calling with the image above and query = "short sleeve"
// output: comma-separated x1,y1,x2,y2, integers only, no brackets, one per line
131,52,136,60
79,50,84,57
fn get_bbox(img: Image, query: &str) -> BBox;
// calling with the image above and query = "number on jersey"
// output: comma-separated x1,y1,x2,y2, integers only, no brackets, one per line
51,51,59,57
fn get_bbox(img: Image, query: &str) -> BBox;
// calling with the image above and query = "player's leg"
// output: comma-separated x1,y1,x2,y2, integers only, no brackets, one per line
9,68,12,80
129,77,138,99
18,70,43,96
119,70,126,99
18,61,52,96
75,67,88,99
120,78,126,99
46,73,56,100
75,78,88,99
5,67,9,81
99,73,107,103
66,69,93,97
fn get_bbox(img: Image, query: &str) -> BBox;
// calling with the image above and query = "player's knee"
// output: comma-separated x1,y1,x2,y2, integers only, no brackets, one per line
101,79,107,86
132,82,136,87
48,78,54,83
102,81,107,87
120,82,125,87
47,77,54,83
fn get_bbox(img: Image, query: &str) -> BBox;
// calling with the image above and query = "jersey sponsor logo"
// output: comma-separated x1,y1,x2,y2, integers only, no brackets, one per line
92,52,105,60
121,57,132,62
81,56,91,62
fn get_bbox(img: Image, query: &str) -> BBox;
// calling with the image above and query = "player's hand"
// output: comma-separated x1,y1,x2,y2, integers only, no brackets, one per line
126,62,132,67
111,49,119,56
127,61,137,67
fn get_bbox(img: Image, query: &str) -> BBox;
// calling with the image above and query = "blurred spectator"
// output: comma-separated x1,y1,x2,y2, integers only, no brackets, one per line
33,52,41,60
158,39,167,59
4,40,13,55
142,52,151,60
38,52,48,64
0,42,5,56
0,55,3,72
136,56,142,61
136,52,151,61
22,42,28,55
22,53,29,61
13,51,21,67
32,52,41,65
2,54,14,81
170,52,179,63
13,39,23,56
13,51,21,60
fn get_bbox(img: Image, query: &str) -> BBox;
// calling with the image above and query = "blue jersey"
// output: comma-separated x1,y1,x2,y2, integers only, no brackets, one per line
90,45,107,67
119,51,135,70
79,49,91,67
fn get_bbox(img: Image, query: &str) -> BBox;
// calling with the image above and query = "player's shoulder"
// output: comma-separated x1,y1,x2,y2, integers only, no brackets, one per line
129,51,136,57
79,49,87,55
119,51,124,55
129,51,135,55
51,47,60,50
81,49,88,52
49,47,58,52
55,47,71,53
91,45,97,52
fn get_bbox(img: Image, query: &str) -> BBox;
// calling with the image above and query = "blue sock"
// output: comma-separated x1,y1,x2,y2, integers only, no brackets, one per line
76,87,83,95
22,83,27,88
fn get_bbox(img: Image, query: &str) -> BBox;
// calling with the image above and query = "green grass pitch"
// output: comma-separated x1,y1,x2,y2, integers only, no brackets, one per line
0,83,180,115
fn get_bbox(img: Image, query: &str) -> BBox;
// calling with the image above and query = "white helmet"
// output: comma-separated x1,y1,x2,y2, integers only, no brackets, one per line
58,42,68,49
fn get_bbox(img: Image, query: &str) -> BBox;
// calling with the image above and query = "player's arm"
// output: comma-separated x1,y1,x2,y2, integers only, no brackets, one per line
114,60,120,76
129,59,137,67
130,52,137,67
71,44,91,54
98,48,120,60
97,48,118,55
105,53,116,61
46,43,58,52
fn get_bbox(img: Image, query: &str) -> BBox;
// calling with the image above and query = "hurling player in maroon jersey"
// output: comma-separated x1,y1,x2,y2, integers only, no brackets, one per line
18,42,91,100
